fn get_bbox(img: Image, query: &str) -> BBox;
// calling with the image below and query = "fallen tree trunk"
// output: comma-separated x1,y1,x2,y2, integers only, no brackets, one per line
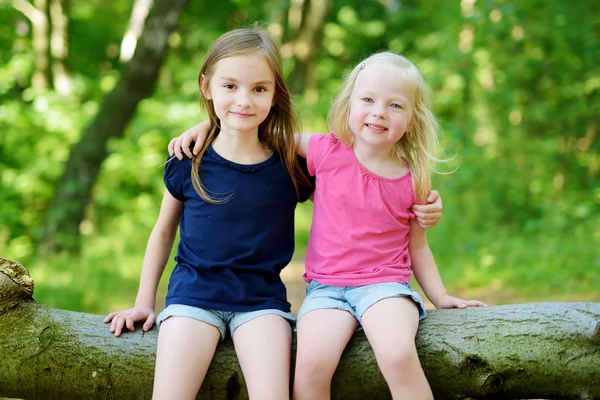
1,258,599,400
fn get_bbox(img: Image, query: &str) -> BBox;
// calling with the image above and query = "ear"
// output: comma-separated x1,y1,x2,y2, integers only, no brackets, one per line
200,74,211,100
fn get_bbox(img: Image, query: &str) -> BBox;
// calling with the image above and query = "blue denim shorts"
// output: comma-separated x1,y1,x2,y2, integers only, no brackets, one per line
156,304,296,340
297,280,426,324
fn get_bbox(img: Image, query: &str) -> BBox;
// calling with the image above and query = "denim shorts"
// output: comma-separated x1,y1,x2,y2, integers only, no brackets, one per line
156,304,296,340
297,280,426,324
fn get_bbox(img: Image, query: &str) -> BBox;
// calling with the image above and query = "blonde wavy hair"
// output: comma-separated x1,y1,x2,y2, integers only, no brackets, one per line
191,27,309,203
328,51,443,203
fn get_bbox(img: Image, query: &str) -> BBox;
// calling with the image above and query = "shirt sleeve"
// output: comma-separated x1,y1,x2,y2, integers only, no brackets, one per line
307,133,337,177
163,154,189,201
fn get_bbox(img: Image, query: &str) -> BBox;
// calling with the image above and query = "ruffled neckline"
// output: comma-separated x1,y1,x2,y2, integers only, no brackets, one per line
206,145,278,172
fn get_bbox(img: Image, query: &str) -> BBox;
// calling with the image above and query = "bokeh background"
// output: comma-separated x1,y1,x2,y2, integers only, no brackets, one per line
1,0,598,316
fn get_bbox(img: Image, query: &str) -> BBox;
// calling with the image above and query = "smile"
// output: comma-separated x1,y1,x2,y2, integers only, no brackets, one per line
366,123,387,132
230,111,255,118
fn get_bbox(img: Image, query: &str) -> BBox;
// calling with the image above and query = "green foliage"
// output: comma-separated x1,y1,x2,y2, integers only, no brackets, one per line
1,0,598,312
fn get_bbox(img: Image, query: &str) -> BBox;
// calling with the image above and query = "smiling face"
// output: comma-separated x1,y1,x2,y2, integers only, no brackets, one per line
202,52,276,137
347,63,416,153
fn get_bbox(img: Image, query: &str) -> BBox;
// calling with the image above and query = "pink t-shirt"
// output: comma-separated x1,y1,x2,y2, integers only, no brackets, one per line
304,133,416,286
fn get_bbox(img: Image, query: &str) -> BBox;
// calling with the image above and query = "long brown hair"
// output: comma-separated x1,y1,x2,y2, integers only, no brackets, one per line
191,27,309,203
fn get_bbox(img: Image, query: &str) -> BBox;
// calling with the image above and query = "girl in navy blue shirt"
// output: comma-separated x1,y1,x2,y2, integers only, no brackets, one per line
105,27,312,400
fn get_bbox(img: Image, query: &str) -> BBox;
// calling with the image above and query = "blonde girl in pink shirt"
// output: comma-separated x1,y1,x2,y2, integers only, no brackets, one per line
168,52,479,398
291,52,486,399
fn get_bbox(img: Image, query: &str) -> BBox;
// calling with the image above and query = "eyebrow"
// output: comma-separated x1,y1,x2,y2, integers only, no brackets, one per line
217,76,274,85
357,90,409,103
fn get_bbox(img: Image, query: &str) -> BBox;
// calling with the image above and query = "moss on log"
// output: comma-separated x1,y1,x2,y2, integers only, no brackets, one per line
1,257,599,399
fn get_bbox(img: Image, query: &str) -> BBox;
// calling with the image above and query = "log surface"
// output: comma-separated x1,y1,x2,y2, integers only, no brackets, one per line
1,258,599,399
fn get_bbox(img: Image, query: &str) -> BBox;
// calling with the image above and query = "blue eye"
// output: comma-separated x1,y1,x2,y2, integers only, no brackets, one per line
362,97,374,103
391,103,401,109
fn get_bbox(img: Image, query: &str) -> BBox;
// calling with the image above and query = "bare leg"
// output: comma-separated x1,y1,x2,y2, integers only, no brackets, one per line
152,317,221,400
233,314,292,400
361,297,433,400
292,309,358,400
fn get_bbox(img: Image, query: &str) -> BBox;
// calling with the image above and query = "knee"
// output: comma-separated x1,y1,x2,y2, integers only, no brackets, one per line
376,345,421,377
294,351,337,383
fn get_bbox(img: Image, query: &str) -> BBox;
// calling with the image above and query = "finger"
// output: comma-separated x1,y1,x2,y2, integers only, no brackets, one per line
182,136,194,159
427,190,440,203
109,316,119,332
143,314,156,332
168,138,176,157
174,137,184,160
465,300,487,307
125,316,136,332
113,317,125,337
192,139,202,156
104,312,116,323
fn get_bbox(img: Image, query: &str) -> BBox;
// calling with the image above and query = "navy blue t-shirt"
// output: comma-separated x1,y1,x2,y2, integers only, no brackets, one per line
163,146,313,313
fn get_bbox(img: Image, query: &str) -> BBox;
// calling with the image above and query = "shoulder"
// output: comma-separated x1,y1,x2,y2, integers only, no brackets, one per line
309,132,346,153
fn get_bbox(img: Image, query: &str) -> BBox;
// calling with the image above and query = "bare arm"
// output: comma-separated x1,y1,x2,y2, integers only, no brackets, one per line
408,220,486,309
168,120,321,159
104,190,183,336
296,133,314,158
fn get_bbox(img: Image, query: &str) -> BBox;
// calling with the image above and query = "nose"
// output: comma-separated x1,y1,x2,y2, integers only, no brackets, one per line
236,89,252,108
371,103,386,119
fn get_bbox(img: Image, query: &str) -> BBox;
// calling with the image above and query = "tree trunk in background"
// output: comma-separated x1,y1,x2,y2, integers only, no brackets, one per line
12,0,50,90
119,0,153,63
38,0,190,254
49,0,72,95
286,0,333,96
1,258,599,400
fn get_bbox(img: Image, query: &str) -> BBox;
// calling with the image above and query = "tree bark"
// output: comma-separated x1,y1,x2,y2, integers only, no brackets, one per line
13,0,51,90
286,0,333,96
49,0,72,95
37,0,190,254
1,258,599,399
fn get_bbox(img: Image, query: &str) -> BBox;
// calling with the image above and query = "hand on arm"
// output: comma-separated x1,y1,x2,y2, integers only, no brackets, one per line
411,190,442,229
104,191,183,336
408,220,487,309
168,121,212,160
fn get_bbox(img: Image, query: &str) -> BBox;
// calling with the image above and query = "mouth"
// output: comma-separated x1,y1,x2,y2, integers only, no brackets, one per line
365,123,388,132
230,111,255,118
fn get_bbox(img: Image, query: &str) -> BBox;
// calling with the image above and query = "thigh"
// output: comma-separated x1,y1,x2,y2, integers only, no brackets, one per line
361,296,420,352
232,314,292,400
295,308,359,366
153,316,221,400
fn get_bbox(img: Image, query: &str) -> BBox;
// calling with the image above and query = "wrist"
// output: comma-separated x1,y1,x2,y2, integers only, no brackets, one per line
429,292,447,308
134,295,155,310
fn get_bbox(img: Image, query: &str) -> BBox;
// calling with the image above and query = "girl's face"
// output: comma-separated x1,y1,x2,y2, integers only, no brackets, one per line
202,53,276,137
348,64,415,153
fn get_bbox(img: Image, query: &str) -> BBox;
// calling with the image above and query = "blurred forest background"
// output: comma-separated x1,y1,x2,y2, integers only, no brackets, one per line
1,0,598,315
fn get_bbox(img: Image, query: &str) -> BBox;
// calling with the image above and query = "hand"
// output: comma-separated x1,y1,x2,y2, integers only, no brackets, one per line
435,294,487,309
168,133,198,160
104,305,156,337
168,121,211,160
411,190,442,229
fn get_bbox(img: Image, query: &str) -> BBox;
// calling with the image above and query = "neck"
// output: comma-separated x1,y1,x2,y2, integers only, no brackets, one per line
352,140,395,162
211,129,271,164
352,140,407,178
